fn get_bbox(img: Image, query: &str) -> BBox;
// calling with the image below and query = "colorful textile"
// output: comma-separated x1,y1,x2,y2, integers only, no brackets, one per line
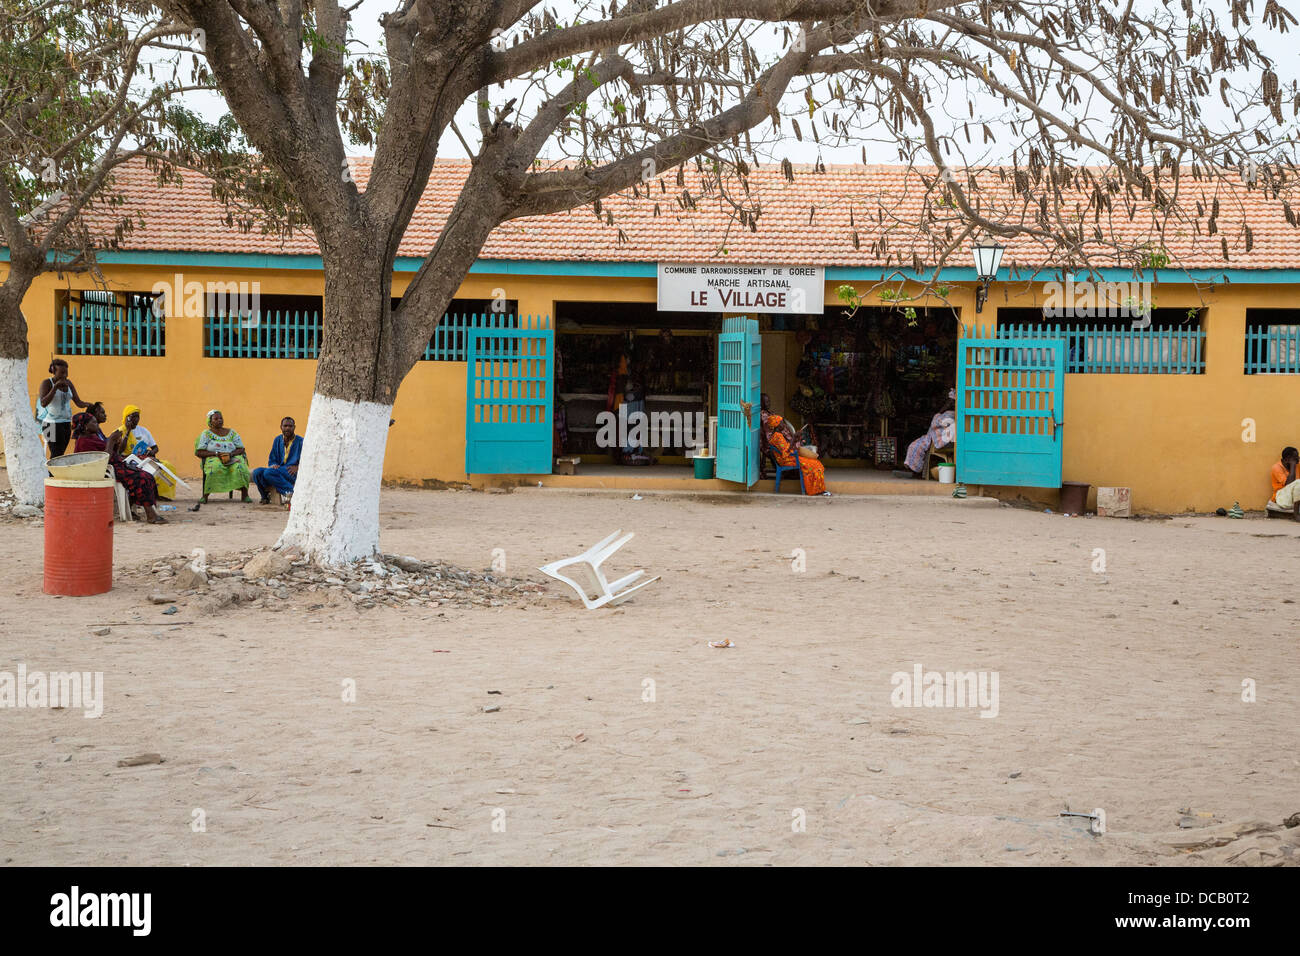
904,410,956,473
765,413,827,495
113,457,158,506
122,423,174,499
196,427,250,494
1270,462,1292,502
76,431,156,505
120,404,140,438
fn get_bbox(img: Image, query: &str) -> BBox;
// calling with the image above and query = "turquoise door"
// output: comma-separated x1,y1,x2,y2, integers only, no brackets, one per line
716,316,760,486
956,337,1064,487
465,321,554,474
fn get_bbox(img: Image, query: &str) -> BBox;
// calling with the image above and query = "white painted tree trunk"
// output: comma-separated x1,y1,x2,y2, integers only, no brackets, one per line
276,393,392,565
0,356,48,506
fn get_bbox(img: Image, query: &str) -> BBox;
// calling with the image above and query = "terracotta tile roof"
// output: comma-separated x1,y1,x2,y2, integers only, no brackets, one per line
56,156,1300,271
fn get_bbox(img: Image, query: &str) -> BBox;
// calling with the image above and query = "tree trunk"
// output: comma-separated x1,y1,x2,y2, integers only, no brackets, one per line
0,279,47,507
276,249,404,565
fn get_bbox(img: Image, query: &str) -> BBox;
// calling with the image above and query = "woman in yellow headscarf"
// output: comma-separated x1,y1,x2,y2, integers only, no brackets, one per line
117,405,178,500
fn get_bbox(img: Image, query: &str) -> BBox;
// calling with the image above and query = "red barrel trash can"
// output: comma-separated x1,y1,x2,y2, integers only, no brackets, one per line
43,477,115,596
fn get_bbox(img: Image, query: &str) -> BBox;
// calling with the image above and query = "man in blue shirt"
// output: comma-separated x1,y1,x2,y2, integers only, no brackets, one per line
252,416,304,504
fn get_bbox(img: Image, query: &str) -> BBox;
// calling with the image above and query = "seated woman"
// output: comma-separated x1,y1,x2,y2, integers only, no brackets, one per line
120,404,177,500
195,410,252,503
75,411,168,524
760,393,828,495
903,390,957,477
73,402,110,448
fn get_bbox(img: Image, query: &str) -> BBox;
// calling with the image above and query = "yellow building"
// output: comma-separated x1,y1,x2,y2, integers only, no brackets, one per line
5,161,1299,514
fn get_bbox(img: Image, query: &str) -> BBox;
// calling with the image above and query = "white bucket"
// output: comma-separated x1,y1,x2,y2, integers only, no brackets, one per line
938,464,956,484
46,451,110,481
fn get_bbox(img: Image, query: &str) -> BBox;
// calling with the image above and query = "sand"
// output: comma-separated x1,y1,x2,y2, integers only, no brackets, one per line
2,478,1299,866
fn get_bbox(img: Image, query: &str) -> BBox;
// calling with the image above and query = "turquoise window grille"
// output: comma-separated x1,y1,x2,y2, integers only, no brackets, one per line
58,300,166,356
205,310,322,358
1244,325,1300,374
965,323,1205,373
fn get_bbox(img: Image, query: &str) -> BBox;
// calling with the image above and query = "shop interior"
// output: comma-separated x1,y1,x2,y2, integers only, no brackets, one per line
552,300,960,478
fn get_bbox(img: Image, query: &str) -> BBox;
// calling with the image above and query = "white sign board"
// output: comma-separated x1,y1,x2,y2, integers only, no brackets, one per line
657,263,824,314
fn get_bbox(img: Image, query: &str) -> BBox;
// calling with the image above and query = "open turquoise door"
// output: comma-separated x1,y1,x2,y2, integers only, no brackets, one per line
716,316,760,486
465,317,554,474
956,337,1064,487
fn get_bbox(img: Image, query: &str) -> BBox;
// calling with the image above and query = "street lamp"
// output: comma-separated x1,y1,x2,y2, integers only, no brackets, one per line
971,240,1005,313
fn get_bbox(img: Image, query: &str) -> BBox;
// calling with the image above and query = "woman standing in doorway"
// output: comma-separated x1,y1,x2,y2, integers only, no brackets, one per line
36,359,91,458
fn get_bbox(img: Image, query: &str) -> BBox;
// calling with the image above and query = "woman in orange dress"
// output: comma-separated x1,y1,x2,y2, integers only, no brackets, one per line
760,394,828,495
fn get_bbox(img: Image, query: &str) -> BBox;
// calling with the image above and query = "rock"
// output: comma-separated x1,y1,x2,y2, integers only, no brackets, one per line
116,753,164,767
482,704,500,713
148,592,176,605
1009,770,1022,779
91,627,111,636
243,550,292,581
162,606,179,615
12,504,41,518
390,555,425,572
173,565,208,590
275,588,290,600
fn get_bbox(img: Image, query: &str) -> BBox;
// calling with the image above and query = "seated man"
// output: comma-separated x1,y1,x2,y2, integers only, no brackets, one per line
251,416,304,505
1267,446,1300,520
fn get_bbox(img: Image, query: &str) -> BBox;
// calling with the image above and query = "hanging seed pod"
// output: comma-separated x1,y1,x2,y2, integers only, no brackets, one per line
1262,69,1278,102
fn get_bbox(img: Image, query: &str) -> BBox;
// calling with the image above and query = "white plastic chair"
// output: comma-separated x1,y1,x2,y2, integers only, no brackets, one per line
538,529,660,609
113,482,132,521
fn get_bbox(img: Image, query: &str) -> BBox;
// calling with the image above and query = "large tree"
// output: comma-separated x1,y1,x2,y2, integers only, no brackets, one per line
0,0,251,504
161,0,1297,563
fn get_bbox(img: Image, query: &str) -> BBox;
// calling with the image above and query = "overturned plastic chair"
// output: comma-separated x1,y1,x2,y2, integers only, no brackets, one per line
538,529,660,610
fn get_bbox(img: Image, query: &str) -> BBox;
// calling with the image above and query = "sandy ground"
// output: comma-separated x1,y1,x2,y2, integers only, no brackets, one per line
2,474,1299,866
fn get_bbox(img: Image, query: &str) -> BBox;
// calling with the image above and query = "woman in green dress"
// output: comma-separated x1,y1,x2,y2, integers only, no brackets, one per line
195,410,252,503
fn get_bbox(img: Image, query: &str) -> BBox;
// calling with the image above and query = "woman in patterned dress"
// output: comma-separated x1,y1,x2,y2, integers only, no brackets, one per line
760,393,828,496
74,410,167,523
195,410,252,503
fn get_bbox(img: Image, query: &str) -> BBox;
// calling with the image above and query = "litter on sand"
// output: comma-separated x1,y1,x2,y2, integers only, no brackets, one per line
538,529,661,610
709,639,735,648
